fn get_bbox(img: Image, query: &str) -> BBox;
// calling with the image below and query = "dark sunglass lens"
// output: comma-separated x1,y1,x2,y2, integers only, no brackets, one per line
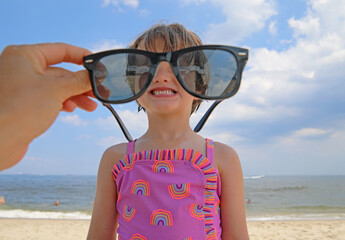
178,49,238,98
94,53,150,102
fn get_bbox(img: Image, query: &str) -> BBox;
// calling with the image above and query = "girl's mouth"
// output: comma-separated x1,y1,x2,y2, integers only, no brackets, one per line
150,89,177,96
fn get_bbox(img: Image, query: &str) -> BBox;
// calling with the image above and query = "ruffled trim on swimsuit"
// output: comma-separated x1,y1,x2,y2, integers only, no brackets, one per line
112,148,218,240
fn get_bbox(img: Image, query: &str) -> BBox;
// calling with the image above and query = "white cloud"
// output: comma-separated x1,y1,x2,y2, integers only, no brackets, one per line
24,156,39,162
95,116,118,130
213,0,345,125
60,114,87,127
97,136,123,147
118,110,147,131
204,130,245,144
95,108,147,139
184,0,277,43
268,20,277,36
280,39,293,45
289,15,320,39
241,124,345,175
275,126,335,146
75,134,92,141
330,121,345,139
90,40,125,53
103,0,139,8
293,128,329,138
139,9,150,17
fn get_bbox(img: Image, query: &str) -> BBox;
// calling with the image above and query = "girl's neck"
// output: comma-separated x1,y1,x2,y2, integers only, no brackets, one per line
138,110,198,148
149,113,192,139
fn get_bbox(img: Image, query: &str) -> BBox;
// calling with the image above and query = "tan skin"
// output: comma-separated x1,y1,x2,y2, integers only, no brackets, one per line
0,43,97,171
87,41,249,240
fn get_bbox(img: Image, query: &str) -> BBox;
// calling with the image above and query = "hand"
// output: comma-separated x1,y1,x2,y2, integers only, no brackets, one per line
0,43,98,170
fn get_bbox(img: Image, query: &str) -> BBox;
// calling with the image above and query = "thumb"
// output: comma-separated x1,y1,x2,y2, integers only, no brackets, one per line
57,69,93,101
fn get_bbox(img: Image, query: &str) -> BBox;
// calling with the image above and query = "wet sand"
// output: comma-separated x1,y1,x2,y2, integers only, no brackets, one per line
0,218,345,240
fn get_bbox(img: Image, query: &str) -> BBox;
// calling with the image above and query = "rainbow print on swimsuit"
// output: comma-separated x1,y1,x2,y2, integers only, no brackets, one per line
215,202,220,215
131,179,150,196
168,183,191,199
182,238,192,240
152,160,174,173
206,139,214,151
123,205,136,222
112,140,219,239
189,203,204,220
150,209,173,226
130,233,147,240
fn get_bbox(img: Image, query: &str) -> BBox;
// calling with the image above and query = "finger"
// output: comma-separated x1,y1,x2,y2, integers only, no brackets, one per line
45,66,74,78
68,94,98,112
45,67,93,101
62,69,93,99
35,43,92,66
85,90,96,98
15,43,91,72
62,99,77,112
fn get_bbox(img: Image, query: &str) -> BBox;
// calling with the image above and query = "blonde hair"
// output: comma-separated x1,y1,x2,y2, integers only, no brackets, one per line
130,23,204,114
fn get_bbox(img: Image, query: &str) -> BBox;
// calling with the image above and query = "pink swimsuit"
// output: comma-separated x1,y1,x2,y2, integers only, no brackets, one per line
112,139,222,240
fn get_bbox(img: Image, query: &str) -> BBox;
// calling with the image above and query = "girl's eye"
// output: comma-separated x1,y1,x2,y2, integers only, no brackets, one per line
179,66,193,75
180,66,204,75
136,66,150,75
126,66,150,75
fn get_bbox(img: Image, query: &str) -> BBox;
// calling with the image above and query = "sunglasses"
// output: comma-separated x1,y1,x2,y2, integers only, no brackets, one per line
84,45,249,141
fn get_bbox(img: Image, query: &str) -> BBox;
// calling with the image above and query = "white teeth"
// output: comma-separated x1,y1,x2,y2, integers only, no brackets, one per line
152,90,175,96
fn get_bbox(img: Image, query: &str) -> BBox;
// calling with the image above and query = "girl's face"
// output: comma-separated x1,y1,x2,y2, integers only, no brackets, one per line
136,39,197,116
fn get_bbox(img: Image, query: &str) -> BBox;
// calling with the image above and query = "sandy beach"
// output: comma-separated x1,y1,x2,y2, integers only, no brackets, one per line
248,220,345,240
0,219,345,240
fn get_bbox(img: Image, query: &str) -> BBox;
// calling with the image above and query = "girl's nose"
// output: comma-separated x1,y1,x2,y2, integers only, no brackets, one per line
153,62,175,83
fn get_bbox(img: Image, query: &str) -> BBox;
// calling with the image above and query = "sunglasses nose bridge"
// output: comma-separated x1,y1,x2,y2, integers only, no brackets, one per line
157,52,172,62
151,54,178,84
152,51,175,75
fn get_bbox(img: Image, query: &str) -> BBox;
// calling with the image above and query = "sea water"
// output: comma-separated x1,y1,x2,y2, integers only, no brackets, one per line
1,174,345,220
244,175,345,221
0,175,95,219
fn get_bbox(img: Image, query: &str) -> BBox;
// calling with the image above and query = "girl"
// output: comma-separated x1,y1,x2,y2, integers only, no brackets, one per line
86,23,249,240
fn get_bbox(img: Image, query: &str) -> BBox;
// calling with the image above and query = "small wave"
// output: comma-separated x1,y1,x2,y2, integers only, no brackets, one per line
244,175,264,179
0,209,91,219
272,185,307,192
287,205,345,212
247,213,345,221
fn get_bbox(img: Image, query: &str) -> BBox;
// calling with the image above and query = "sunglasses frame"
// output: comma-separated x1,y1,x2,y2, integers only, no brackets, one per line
84,45,248,104
83,45,249,142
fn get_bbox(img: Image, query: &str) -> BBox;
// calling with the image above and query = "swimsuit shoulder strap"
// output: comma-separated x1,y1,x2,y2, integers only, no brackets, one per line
127,140,135,155
206,138,214,164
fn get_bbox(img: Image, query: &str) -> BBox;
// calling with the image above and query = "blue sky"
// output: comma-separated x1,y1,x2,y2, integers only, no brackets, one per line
1,0,344,176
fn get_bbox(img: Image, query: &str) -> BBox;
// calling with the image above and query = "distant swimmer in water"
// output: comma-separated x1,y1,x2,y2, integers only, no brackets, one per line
54,200,60,206
0,196,5,205
247,199,251,204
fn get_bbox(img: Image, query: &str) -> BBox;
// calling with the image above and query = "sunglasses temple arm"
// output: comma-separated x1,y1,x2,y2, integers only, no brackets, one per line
102,103,133,142
103,99,221,139
193,100,222,133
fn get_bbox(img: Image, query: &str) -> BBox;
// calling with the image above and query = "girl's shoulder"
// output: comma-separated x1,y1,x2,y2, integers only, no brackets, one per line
99,142,128,169
213,141,241,176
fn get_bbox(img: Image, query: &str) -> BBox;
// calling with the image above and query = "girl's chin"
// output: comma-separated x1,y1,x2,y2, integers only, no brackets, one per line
147,104,190,115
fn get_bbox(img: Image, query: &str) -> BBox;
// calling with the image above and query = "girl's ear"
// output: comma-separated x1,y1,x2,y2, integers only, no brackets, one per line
137,100,146,112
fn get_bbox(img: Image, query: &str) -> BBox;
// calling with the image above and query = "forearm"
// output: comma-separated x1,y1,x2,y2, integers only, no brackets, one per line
0,108,31,170
87,214,118,240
